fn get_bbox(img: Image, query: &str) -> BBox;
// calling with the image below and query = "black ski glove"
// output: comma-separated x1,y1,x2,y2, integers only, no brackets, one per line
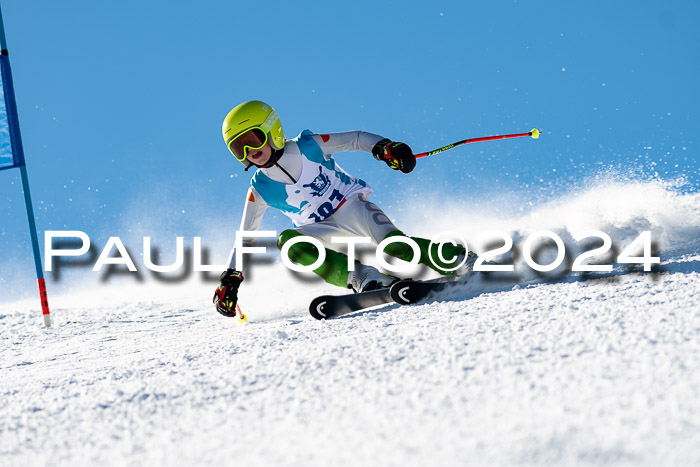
213,269,243,317
372,139,416,174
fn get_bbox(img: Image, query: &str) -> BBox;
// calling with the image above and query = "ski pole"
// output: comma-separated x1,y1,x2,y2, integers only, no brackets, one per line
415,128,540,160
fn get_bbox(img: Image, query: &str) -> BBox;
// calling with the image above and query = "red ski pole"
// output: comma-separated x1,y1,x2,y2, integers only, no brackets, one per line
415,128,540,160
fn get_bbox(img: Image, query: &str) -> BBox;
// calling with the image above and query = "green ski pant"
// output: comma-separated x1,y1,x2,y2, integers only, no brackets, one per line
277,229,466,288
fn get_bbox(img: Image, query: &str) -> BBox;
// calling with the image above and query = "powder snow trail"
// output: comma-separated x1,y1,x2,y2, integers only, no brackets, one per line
1,179,699,466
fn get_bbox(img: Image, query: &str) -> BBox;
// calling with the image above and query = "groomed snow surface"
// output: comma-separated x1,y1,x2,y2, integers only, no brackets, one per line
2,180,699,466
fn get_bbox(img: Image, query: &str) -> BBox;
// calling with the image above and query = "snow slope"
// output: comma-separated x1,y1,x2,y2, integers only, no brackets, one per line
1,179,699,466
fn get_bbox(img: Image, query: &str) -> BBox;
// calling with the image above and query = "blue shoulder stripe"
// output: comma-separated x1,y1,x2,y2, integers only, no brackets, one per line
293,129,324,163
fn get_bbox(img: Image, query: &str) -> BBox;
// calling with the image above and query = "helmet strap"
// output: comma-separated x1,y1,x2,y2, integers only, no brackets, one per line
261,147,284,168
245,148,284,171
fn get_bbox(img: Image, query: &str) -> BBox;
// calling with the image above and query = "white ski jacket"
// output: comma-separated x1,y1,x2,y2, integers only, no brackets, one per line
227,130,384,270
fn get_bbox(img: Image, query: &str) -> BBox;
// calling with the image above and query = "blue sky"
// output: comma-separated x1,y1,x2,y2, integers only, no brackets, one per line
1,0,698,300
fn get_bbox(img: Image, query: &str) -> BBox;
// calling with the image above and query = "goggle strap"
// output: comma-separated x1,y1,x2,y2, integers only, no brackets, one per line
260,110,278,133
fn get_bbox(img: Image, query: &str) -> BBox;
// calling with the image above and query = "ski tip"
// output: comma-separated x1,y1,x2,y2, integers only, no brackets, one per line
390,280,415,305
530,128,540,139
309,297,329,320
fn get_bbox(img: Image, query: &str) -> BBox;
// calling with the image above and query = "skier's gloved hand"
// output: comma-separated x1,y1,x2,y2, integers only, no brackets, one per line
213,269,243,317
372,139,416,174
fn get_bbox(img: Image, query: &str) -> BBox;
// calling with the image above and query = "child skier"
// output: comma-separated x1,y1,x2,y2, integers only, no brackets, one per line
213,100,476,317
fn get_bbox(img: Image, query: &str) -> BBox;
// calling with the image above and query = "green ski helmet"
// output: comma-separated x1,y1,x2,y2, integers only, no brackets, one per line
222,100,285,169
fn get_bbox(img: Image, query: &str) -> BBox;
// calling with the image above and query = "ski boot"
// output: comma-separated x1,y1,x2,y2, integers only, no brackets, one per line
454,251,478,277
347,264,398,293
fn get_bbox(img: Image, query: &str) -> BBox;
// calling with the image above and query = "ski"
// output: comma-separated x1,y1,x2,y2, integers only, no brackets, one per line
309,278,465,320
309,287,394,320
389,277,462,305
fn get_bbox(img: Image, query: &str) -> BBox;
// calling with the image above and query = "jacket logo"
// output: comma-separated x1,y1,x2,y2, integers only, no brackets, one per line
303,166,331,197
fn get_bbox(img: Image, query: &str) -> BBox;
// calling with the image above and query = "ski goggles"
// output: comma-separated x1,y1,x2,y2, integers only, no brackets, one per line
227,127,268,162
